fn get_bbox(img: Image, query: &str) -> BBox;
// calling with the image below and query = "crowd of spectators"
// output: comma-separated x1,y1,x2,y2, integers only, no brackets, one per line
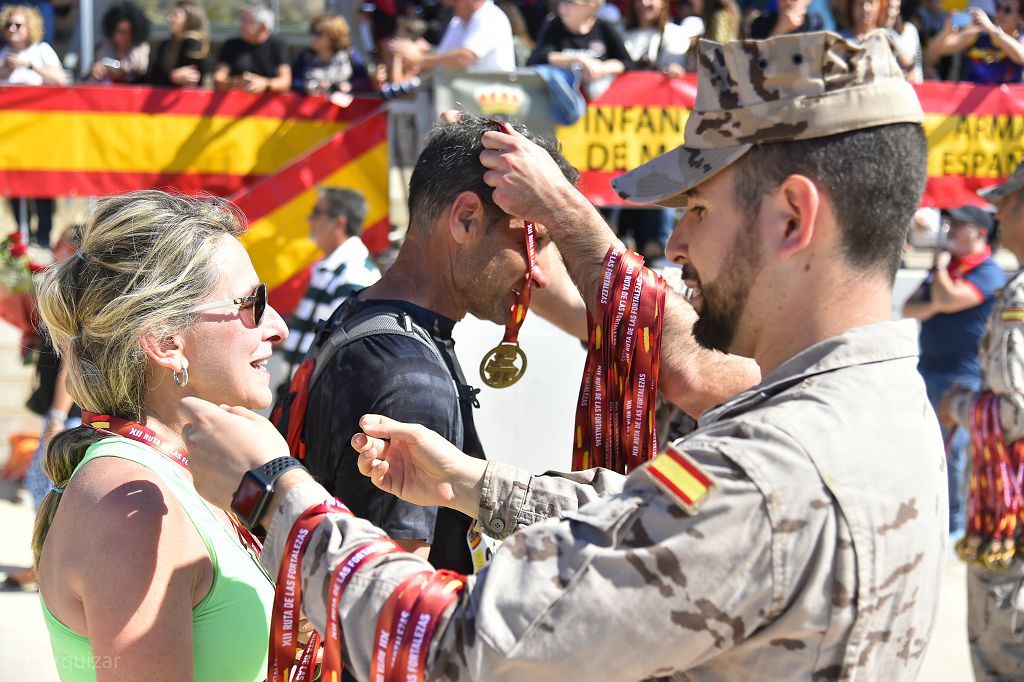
1,0,1021,106
0,0,1020,258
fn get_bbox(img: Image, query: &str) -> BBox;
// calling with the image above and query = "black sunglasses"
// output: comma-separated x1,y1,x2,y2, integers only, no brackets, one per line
189,283,268,326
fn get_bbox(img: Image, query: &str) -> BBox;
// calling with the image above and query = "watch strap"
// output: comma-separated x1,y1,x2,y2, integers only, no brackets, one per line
232,456,305,531
258,455,305,482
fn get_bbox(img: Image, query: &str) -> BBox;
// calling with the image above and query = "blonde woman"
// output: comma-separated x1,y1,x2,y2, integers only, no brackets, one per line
33,191,287,681
0,4,65,85
0,4,66,248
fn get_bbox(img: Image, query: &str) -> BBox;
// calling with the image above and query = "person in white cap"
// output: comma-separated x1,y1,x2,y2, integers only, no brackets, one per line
180,30,946,681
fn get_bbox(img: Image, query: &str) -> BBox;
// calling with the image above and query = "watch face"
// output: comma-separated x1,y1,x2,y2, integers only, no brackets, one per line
232,474,268,520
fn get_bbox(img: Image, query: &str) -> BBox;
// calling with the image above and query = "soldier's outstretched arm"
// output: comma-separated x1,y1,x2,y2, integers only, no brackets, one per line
262,440,773,681
181,398,779,681
479,128,760,417
354,415,627,539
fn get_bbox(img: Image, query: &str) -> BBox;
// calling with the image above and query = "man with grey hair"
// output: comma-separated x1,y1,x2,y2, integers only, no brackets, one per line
214,5,291,93
279,187,380,372
183,31,946,681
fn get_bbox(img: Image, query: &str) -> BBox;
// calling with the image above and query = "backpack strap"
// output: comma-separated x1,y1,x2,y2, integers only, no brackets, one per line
306,305,445,390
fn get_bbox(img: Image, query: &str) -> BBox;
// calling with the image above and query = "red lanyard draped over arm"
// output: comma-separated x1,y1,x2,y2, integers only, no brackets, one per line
271,505,467,682
571,246,667,473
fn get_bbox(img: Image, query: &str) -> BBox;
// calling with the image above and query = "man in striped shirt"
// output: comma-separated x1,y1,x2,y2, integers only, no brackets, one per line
279,188,381,372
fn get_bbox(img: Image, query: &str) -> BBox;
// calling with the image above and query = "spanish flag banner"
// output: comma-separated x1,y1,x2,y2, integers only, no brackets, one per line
0,85,387,317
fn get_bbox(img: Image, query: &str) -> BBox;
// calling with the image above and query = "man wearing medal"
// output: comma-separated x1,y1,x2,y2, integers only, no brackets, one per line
183,30,946,680
288,116,576,581
940,160,1024,679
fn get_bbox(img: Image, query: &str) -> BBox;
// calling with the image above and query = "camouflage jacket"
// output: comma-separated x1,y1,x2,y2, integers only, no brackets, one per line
261,320,947,681
951,269,1024,442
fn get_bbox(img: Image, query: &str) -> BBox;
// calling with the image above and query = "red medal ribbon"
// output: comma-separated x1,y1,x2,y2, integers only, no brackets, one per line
291,632,321,682
82,411,189,470
494,119,537,349
392,570,465,680
572,246,666,473
321,539,404,682
502,219,537,346
961,393,1024,569
82,411,264,555
371,570,465,682
270,500,351,682
271,509,467,682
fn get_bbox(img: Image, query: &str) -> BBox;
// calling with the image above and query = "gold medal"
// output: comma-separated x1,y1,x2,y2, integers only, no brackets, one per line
479,342,527,388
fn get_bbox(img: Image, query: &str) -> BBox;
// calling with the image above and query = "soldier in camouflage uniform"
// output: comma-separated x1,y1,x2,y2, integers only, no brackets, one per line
182,30,947,680
943,162,1024,680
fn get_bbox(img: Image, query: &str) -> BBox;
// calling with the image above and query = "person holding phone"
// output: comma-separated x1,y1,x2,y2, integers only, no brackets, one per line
925,0,1024,83
88,2,150,83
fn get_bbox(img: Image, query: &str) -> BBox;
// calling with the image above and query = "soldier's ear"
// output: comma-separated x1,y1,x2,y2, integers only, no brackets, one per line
447,191,486,246
771,174,819,261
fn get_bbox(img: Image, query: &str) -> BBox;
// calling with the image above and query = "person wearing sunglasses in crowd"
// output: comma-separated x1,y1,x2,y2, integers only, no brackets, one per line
0,4,66,249
925,0,1024,83
31,191,287,681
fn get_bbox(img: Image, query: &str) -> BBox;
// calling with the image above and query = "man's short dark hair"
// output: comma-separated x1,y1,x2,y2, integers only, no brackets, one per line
407,114,580,233
320,188,368,237
733,123,927,282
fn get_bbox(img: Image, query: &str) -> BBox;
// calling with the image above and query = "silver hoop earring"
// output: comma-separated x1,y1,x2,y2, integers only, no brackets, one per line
173,367,189,388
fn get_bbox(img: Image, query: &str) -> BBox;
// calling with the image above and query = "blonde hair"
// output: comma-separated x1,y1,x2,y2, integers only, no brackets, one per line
311,13,351,52
31,190,245,568
177,1,210,59
1,4,45,45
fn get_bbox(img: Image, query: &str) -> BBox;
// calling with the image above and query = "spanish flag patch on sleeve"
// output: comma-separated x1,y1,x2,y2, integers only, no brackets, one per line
1002,307,1024,322
644,443,717,514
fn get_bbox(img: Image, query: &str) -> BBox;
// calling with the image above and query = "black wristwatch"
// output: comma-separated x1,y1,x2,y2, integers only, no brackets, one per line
231,456,306,531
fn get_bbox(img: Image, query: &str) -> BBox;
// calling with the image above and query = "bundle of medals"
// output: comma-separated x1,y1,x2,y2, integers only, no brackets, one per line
956,392,1024,572
572,245,667,473
270,503,467,682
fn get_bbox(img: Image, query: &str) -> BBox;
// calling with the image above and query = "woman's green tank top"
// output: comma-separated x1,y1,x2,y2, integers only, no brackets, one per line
39,435,274,681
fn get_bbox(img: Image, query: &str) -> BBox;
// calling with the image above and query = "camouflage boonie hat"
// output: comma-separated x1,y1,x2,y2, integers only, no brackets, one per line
612,30,923,208
979,160,1024,203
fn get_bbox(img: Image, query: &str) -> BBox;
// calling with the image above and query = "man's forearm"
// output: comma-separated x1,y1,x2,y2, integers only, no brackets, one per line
419,48,476,70
658,293,760,415
259,480,439,680
543,192,758,416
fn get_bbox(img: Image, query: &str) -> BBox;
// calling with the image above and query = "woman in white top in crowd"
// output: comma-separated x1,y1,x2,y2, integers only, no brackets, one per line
0,4,66,85
886,0,923,81
0,4,66,249
622,0,703,76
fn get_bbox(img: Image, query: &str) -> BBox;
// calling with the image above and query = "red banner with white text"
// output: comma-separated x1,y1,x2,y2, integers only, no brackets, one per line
555,73,1024,209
